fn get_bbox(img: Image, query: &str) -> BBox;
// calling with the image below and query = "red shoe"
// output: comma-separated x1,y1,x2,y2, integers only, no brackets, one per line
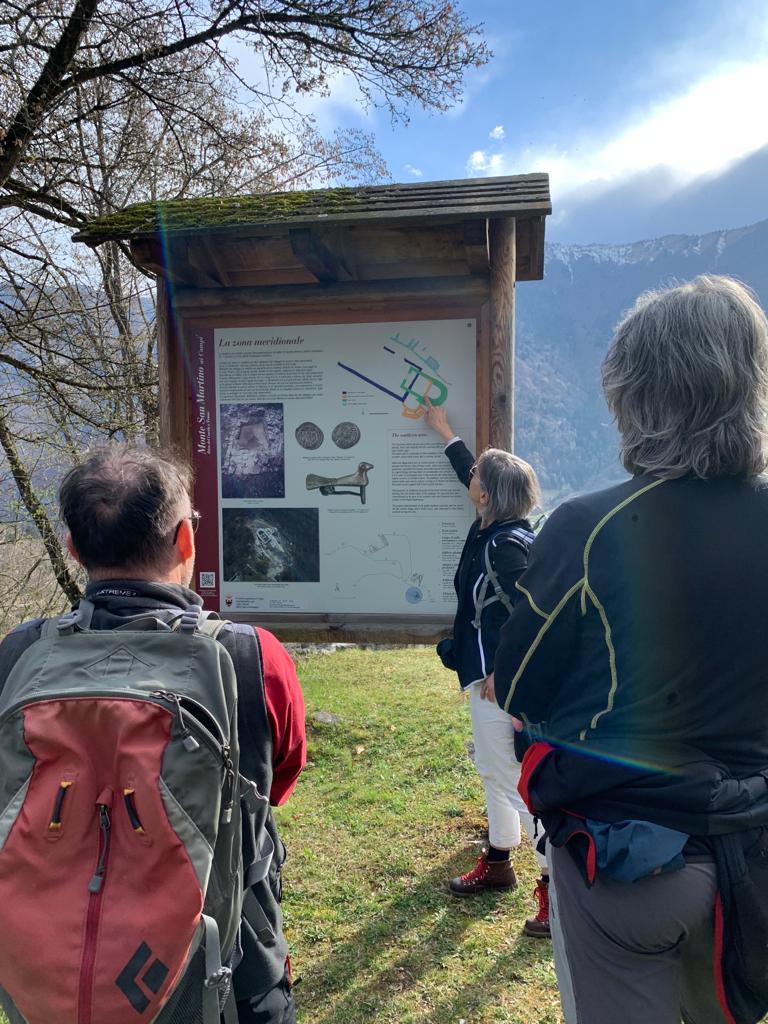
523,874,551,937
449,853,517,895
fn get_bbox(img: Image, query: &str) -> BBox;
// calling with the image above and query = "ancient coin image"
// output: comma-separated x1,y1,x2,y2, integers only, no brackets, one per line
295,421,324,450
331,421,361,449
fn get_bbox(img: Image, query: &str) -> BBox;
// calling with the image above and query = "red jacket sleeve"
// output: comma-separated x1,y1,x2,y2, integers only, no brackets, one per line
256,627,307,806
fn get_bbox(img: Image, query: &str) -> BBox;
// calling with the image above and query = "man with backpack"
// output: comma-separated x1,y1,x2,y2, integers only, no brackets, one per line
0,445,305,1024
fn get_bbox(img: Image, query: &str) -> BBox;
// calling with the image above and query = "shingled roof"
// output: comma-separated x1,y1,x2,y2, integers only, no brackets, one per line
73,174,551,244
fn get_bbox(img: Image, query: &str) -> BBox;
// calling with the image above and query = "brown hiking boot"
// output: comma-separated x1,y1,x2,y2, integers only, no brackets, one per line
522,875,551,938
449,853,517,895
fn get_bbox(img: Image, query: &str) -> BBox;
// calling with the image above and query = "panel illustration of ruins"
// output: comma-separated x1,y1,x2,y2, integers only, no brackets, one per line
220,403,285,498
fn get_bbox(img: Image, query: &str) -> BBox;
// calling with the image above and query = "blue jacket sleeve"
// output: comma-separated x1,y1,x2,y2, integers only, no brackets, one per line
493,500,590,724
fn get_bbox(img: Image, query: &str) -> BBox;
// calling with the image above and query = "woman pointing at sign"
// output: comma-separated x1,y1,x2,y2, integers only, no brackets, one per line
424,400,549,937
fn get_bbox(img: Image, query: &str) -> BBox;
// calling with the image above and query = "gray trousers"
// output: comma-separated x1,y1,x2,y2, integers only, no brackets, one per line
548,842,729,1024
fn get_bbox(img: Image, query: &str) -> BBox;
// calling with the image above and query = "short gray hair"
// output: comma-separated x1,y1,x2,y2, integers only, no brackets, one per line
476,449,540,522
60,445,193,572
602,275,768,479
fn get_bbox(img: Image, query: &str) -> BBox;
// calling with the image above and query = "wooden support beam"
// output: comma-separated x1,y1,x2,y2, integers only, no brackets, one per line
463,219,489,274
488,218,515,450
129,238,221,289
171,274,490,311
199,238,233,287
288,228,351,283
156,277,189,455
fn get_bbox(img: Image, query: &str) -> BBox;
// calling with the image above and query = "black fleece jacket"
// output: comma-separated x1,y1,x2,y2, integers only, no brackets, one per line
495,472,768,782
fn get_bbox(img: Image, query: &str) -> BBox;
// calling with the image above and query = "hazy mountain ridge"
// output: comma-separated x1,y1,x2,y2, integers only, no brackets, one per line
515,218,768,502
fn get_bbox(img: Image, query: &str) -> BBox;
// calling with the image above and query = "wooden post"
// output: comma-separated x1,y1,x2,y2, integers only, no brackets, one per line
488,218,516,450
156,277,189,456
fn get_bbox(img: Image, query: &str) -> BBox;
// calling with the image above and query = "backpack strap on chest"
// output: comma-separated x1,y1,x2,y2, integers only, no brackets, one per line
472,527,532,629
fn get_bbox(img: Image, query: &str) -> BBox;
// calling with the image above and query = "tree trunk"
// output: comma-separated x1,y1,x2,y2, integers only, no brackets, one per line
0,407,81,604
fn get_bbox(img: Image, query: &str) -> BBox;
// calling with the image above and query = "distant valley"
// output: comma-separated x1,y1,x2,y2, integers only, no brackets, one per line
515,219,768,503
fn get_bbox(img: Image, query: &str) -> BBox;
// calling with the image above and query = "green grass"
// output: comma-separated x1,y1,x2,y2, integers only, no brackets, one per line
278,647,561,1024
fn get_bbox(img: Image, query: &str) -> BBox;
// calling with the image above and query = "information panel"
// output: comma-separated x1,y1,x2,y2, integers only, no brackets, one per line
189,319,477,617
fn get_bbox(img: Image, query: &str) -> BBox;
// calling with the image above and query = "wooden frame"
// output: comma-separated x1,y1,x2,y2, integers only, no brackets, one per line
78,176,550,642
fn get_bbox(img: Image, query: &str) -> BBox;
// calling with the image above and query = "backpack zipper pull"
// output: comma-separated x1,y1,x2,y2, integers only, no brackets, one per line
222,747,235,824
88,795,112,893
152,690,200,751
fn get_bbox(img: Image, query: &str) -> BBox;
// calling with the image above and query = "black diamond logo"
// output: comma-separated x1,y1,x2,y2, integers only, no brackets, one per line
116,942,170,1013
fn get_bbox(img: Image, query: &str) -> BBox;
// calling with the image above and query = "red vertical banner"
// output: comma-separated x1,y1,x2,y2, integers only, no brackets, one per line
186,326,220,611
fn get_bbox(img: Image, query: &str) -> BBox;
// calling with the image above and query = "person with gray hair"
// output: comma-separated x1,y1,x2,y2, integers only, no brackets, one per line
0,445,306,1024
494,275,768,1023
424,402,550,937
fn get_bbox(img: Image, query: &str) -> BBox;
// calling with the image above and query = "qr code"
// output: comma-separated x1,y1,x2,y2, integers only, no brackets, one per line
199,571,216,589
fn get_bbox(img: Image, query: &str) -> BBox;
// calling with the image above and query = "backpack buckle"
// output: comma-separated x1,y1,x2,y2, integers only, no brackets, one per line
240,777,268,814
204,965,232,989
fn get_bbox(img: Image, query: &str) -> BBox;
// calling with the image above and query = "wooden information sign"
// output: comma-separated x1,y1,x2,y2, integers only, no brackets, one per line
75,175,551,642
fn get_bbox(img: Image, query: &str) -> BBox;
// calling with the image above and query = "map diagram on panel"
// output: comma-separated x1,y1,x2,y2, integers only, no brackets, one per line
337,331,450,419
323,531,430,604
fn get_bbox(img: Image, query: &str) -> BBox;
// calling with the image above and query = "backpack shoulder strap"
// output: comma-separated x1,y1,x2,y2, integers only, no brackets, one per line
41,599,96,638
483,539,515,616
195,614,230,641
167,606,229,639
472,526,533,628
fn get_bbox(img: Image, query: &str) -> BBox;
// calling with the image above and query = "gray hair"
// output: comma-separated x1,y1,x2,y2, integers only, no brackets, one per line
60,445,193,572
602,275,768,479
476,449,540,522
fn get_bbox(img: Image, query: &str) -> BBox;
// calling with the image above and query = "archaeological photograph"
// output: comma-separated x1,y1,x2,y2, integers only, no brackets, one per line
222,508,320,583
220,403,285,498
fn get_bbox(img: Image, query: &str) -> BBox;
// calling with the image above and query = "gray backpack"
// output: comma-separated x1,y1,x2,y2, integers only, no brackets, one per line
0,600,271,1024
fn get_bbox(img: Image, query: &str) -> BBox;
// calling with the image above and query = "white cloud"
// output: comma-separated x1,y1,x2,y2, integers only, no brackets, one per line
467,55,768,200
489,125,505,140
467,150,505,175
405,164,423,178
468,150,489,172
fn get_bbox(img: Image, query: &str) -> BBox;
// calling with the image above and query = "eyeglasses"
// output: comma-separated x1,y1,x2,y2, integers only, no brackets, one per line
172,511,202,544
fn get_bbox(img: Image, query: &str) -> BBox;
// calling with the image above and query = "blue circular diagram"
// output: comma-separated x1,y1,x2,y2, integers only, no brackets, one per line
405,587,423,604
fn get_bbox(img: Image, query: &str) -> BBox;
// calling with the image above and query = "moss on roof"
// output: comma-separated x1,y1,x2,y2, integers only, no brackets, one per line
78,187,365,240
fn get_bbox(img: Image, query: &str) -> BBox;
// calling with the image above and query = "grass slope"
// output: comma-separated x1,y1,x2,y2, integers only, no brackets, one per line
279,647,561,1024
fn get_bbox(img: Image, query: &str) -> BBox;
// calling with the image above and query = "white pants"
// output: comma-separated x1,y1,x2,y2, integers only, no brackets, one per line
469,680,547,868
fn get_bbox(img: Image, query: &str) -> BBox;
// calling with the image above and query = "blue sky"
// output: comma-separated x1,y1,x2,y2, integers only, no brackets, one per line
293,0,768,245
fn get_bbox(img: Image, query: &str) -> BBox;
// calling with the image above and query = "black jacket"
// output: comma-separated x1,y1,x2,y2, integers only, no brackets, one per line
0,580,288,1002
495,472,768,1022
495,472,768,774
444,439,533,688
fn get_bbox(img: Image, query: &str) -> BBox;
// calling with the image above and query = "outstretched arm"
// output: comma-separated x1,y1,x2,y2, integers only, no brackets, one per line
424,399,474,487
